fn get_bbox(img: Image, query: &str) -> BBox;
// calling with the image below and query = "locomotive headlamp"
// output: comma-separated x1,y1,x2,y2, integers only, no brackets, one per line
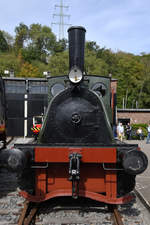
69,66,83,84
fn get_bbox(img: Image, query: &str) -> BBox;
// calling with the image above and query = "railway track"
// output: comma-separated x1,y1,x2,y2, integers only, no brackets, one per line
0,189,149,225
17,192,150,225
18,200,125,225
17,190,150,225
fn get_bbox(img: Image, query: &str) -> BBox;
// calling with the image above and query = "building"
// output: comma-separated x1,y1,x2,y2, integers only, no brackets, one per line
117,109,150,125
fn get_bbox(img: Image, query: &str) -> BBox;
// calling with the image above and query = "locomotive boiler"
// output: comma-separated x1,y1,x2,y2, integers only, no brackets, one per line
1,26,148,204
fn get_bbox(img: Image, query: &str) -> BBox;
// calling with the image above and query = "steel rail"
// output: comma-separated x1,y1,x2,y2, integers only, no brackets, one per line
18,201,39,225
113,208,124,225
134,188,150,213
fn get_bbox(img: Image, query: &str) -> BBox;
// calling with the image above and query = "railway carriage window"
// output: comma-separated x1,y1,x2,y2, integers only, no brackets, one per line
51,83,65,96
91,82,106,97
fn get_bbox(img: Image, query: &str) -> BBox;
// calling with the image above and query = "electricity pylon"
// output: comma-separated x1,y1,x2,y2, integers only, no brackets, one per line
52,0,71,40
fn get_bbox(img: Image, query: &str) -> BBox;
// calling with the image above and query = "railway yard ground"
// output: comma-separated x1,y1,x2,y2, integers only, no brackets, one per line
125,139,150,209
0,137,150,224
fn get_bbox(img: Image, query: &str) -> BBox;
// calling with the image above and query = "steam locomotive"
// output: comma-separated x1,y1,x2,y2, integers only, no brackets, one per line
0,26,148,204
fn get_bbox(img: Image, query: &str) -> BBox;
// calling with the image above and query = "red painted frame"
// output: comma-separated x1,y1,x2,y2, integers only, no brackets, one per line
19,146,134,204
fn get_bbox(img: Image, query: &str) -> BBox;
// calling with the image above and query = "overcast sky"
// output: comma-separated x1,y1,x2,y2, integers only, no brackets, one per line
0,0,150,55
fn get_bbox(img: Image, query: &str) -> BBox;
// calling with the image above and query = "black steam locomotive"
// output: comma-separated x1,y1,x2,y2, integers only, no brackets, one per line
0,26,148,204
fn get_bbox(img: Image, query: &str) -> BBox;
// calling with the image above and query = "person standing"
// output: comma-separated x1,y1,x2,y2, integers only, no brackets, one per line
146,124,150,144
137,127,143,140
117,123,124,141
126,123,132,140
113,124,117,139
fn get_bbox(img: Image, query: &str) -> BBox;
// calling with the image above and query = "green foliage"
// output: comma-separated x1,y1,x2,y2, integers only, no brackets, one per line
29,24,56,56
97,48,118,74
131,124,148,139
21,46,41,62
14,23,29,52
85,43,109,75
0,52,20,76
47,51,69,75
2,31,14,51
1,22,150,108
86,41,99,52
0,30,9,52
53,39,68,53
113,52,145,108
31,60,49,76
85,52,109,75
17,62,40,78
14,23,56,63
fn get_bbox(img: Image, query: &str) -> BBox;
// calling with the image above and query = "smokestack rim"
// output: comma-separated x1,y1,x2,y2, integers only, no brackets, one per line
67,26,86,33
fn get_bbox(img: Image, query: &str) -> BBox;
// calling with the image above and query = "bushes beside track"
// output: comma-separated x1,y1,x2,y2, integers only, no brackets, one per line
130,124,147,140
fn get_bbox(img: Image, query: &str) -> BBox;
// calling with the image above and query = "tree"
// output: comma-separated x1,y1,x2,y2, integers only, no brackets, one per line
53,39,68,53
97,48,118,74
85,52,108,75
114,52,145,108
138,54,150,108
14,23,29,52
31,60,49,76
20,46,41,62
48,51,69,75
85,43,109,75
0,52,20,76
2,31,14,51
29,24,56,59
17,24,57,63
17,62,40,78
0,30,9,52
86,41,100,52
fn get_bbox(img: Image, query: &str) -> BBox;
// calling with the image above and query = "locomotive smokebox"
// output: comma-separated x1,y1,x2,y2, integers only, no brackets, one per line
68,26,86,72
